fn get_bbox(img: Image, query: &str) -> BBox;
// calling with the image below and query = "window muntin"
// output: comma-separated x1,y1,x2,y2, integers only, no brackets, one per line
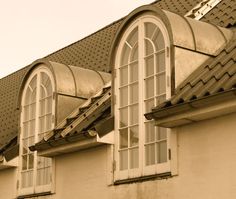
20,67,54,195
115,16,171,179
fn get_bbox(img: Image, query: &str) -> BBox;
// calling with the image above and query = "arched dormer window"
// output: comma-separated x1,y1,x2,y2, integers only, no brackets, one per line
19,66,55,195
114,15,171,180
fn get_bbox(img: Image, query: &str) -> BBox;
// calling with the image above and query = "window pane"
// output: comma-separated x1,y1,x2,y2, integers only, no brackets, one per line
130,104,138,125
156,73,166,94
130,45,138,62
157,127,167,140
130,148,139,169
28,154,34,169
145,77,154,99
157,141,167,163
119,107,128,128
23,105,29,121
145,40,154,56
120,150,128,170
145,98,154,113
39,117,45,133
145,144,155,166
22,139,28,154
31,89,37,103
121,45,130,66
127,27,138,47
46,96,53,114
21,171,33,188
28,170,33,187
145,55,154,77
23,122,29,138
37,168,45,186
29,75,37,90
22,155,27,170
40,85,46,99
120,86,128,107
29,119,35,136
38,132,44,141
145,22,156,39
130,126,139,147
120,66,128,86
40,99,46,116
153,31,165,51
156,94,166,106
29,103,36,119
119,128,128,149
130,83,138,104
145,122,155,143
130,62,138,83
156,52,165,72
46,114,52,131
28,136,35,148
37,156,44,169
21,172,27,188
45,167,51,185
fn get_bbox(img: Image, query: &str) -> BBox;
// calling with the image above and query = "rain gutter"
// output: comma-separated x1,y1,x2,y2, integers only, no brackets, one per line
145,88,236,127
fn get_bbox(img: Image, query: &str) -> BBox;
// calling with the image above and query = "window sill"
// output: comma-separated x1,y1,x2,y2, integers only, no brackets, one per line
114,172,172,185
17,191,53,199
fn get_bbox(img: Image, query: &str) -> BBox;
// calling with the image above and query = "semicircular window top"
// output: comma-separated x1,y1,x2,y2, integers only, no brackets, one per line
19,67,55,196
114,16,172,180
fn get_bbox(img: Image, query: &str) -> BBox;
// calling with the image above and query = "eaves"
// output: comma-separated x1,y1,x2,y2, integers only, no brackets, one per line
145,88,236,127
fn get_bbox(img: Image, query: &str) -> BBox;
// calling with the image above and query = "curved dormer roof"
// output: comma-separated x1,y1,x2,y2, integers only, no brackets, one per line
18,59,111,102
109,5,233,66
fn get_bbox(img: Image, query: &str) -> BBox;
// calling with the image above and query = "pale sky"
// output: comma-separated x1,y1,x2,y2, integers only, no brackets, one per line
0,0,154,78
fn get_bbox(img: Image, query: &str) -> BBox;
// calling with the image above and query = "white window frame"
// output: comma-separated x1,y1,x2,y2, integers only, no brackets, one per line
114,15,175,181
18,66,55,196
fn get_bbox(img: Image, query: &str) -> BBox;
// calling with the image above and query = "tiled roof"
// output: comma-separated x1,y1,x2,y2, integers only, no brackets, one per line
0,67,29,149
201,0,236,27
146,33,236,118
44,20,123,73
153,0,202,15
0,0,235,151
30,83,112,152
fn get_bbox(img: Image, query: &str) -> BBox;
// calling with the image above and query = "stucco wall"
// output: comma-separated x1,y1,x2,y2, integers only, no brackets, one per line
53,112,236,199
0,167,17,199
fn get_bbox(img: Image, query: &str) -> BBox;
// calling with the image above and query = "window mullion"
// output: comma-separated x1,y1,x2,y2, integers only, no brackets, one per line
33,71,40,190
139,19,145,175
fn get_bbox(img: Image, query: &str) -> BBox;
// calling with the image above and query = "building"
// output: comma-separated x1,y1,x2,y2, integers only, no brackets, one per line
0,0,235,198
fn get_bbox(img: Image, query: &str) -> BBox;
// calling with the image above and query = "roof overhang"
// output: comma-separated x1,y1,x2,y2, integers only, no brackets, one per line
32,130,114,157
145,88,236,127
0,156,18,170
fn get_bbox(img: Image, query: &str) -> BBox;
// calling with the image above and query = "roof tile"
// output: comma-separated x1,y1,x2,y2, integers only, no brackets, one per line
201,0,236,27
151,36,236,114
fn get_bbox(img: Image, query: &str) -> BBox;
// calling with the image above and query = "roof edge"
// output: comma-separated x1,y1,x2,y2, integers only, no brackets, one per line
145,88,236,127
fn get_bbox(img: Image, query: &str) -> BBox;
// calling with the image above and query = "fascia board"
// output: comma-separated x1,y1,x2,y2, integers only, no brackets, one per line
155,95,236,128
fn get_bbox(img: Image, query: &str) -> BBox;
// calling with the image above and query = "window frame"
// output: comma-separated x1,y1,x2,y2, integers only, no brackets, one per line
114,15,173,181
18,66,56,196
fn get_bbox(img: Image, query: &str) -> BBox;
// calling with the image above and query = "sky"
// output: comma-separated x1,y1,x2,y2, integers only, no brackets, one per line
0,0,155,78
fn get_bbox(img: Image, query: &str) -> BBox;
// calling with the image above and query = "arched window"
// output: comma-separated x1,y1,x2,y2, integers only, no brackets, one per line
115,16,171,179
19,67,55,195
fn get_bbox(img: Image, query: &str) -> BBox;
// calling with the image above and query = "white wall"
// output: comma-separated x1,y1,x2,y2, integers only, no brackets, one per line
53,112,236,199
0,167,17,199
